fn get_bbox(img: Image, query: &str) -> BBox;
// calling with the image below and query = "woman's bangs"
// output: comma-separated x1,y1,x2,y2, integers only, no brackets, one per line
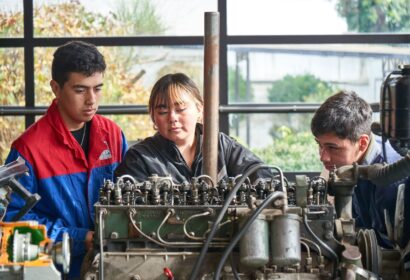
158,84,186,107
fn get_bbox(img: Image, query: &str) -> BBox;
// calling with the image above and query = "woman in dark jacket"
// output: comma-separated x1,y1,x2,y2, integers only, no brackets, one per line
115,73,271,183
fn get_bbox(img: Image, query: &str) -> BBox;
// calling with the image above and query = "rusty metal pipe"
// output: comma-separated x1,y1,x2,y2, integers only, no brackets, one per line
203,12,220,183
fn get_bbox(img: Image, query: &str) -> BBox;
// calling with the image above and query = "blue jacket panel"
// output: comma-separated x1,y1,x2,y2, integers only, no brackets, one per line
353,135,402,248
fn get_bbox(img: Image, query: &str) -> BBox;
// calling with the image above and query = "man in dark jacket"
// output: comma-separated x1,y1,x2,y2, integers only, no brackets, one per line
311,90,402,247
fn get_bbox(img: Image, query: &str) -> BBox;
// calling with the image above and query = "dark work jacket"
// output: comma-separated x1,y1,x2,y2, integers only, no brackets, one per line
115,124,271,184
353,135,403,248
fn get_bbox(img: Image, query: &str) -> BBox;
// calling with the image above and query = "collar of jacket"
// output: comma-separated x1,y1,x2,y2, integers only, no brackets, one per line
45,99,110,165
152,123,204,162
361,133,379,165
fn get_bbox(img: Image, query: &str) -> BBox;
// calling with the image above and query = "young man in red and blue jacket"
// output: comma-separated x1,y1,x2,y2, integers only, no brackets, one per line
5,41,128,279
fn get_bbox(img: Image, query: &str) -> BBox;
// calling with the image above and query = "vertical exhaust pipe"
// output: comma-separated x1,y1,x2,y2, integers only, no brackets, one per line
203,12,220,183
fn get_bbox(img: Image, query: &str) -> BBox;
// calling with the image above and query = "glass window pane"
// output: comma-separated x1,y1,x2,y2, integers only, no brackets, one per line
229,113,322,172
35,45,204,106
0,48,25,105
228,44,410,104
0,116,25,164
33,0,216,37
34,47,54,106
0,0,23,38
106,114,155,144
228,0,410,35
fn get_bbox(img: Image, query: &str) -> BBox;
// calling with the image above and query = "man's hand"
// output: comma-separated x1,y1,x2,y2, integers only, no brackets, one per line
85,231,94,251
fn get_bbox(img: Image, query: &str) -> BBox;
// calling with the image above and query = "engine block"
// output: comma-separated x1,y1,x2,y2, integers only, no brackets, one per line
82,172,405,280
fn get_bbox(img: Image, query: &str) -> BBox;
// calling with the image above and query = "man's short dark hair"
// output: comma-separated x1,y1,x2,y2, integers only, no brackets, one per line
51,40,106,86
311,90,372,142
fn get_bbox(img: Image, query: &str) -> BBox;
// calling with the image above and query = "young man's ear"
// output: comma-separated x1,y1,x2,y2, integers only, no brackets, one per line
50,80,60,98
358,134,370,152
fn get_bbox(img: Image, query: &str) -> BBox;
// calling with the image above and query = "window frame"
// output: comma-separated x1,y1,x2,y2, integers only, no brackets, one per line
0,0,408,158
